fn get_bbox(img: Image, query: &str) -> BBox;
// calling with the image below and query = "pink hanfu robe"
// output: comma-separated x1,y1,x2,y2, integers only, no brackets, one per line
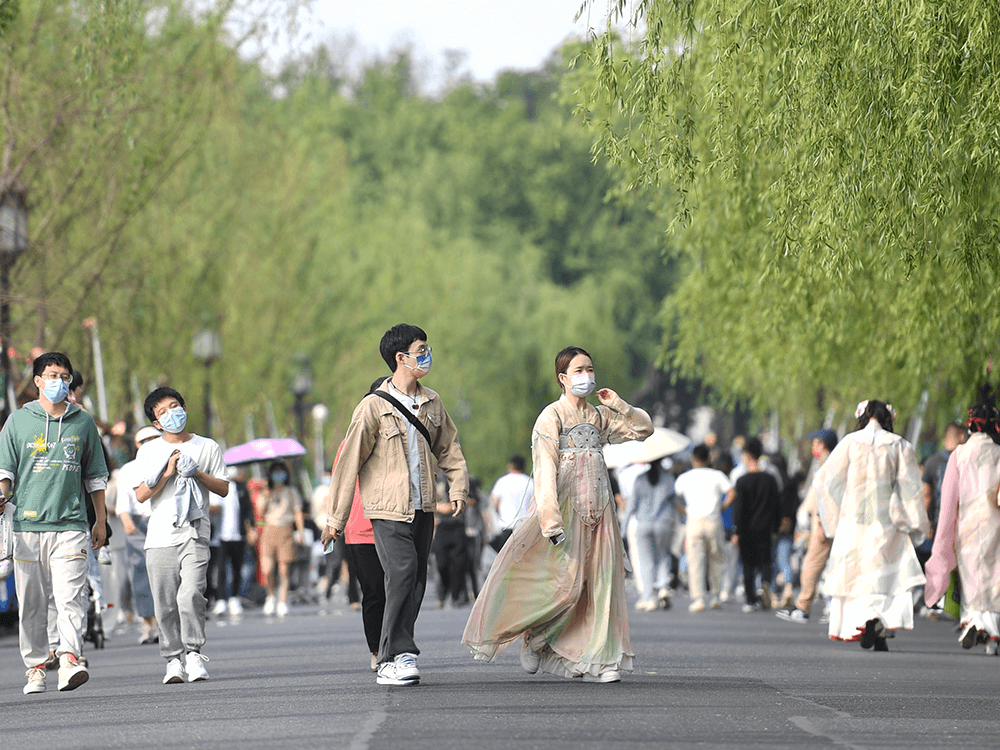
925,433,1000,640
816,422,929,641
462,393,652,678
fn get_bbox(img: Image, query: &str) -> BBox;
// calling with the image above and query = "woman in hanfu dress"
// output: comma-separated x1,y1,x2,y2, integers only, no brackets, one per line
816,399,929,651
925,398,1000,651
462,346,653,683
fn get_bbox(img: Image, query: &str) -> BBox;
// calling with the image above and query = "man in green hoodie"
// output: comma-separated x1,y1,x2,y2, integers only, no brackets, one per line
0,352,108,695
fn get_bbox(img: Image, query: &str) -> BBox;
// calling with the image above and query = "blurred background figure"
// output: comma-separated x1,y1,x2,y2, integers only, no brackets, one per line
258,461,305,616
210,467,255,616
625,457,676,611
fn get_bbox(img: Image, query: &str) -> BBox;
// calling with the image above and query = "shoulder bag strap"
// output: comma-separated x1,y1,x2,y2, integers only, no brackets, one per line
371,391,433,448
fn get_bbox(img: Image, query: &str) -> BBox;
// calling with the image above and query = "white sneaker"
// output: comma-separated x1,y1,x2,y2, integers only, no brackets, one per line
23,666,46,694
688,600,707,613
520,639,541,674
227,598,244,615
212,599,228,616
163,658,185,684
276,601,289,617
635,600,657,611
263,595,276,615
57,653,89,691
393,653,420,682
185,652,210,682
376,660,419,686
583,670,621,683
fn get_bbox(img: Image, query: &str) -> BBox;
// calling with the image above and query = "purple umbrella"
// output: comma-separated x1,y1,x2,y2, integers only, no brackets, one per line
223,438,307,466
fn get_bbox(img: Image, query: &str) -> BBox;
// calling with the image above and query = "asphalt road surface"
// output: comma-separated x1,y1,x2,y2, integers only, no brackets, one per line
1,587,998,749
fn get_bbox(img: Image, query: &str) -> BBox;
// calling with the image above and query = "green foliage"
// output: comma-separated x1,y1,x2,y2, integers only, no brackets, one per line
2,5,673,483
577,0,1000,430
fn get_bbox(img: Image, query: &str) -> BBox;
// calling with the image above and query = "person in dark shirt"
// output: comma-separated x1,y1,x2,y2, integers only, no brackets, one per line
725,438,781,612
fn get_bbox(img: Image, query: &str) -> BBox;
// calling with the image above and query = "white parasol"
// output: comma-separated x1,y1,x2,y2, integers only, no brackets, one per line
603,427,691,469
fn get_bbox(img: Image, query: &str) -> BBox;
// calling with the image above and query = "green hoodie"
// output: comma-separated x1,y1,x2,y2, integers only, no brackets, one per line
0,401,109,532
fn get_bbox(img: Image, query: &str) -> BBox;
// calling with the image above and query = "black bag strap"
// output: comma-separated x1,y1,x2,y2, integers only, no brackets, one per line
371,390,433,448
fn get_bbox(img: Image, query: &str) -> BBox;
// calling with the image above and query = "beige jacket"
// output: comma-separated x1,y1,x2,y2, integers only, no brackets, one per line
325,381,468,532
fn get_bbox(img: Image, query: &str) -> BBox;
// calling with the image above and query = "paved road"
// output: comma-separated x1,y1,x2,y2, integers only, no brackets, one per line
1,589,998,749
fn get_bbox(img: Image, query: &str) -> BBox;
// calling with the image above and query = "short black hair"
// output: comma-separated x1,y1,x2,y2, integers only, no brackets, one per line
33,352,72,378
691,444,711,465
368,376,389,394
380,324,428,372
743,437,764,461
509,454,526,472
69,371,84,391
144,387,185,423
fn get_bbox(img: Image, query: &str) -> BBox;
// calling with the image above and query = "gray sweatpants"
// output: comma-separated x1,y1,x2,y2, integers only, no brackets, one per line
146,537,209,660
371,511,434,663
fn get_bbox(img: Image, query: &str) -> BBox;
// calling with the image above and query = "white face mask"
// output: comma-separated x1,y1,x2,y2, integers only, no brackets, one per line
565,372,596,397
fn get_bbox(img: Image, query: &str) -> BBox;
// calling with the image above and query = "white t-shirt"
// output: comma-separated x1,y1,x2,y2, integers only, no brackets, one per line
490,472,534,529
118,459,151,521
134,434,226,549
387,381,424,511
217,480,242,542
674,467,733,522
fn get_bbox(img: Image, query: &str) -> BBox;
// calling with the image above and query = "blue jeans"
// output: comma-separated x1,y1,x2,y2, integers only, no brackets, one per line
773,535,794,587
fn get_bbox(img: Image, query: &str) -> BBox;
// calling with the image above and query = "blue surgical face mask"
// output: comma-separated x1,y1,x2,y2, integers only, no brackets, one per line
157,406,187,434
271,470,288,484
42,377,69,404
414,350,432,373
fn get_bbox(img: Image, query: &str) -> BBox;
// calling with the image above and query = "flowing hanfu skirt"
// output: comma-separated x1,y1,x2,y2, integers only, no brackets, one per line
462,494,633,678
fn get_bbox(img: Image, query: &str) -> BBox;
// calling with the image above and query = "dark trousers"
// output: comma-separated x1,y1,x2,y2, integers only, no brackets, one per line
370,511,434,662
433,521,469,605
219,540,247,600
739,534,773,606
324,537,359,604
346,543,386,654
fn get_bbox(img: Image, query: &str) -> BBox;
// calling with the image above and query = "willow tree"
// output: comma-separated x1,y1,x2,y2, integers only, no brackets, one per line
577,0,1000,426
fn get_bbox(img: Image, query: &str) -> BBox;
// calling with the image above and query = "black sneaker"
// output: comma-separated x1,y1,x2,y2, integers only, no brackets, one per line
860,618,880,649
775,607,808,623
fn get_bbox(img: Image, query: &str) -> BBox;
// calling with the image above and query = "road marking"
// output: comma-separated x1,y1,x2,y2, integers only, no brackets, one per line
349,706,388,750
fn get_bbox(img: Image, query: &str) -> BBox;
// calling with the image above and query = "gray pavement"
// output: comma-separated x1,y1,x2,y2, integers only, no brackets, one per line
1,588,998,749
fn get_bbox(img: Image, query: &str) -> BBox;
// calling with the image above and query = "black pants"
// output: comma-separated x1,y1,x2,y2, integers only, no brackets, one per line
433,521,469,606
370,511,435,662
739,534,773,606
346,543,386,655
219,540,247,599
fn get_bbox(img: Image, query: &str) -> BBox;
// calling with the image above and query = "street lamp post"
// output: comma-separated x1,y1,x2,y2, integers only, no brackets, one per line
0,180,27,425
291,353,313,445
311,402,329,480
192,326,222,437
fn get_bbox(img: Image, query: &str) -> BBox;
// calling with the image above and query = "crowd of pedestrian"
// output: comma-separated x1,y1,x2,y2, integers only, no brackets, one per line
3,331,998,699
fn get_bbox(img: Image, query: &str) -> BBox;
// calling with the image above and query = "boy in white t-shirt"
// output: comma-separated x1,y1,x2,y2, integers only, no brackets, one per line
133,387,229,685
674,444,733,612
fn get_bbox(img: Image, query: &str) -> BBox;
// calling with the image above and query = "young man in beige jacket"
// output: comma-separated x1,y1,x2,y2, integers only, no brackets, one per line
322,324,468,685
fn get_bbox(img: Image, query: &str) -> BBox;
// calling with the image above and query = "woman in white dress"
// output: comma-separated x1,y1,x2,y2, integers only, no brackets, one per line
816,400,929,651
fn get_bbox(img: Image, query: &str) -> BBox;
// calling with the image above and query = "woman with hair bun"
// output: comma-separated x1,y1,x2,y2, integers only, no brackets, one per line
925,395,1000,650
815,399,929,650
463,346,653,683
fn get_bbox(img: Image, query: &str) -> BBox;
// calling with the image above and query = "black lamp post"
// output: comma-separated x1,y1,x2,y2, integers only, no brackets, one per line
192,326,222,437
291,353,313,444
0,180,27,425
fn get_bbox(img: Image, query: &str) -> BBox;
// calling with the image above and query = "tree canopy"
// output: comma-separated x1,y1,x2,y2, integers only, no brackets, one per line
578,0,1000,429
1,2,673,482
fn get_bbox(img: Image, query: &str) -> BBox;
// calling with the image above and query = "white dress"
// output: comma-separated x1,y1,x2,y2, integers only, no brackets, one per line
815,423,929,640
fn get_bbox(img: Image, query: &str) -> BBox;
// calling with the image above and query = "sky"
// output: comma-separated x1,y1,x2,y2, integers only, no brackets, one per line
250,1,614,86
